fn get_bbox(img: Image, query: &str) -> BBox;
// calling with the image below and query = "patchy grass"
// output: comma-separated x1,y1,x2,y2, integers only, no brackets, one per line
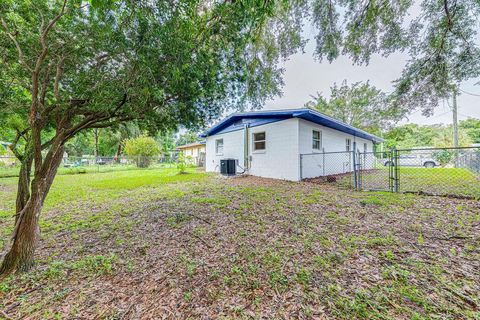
0,172,479,319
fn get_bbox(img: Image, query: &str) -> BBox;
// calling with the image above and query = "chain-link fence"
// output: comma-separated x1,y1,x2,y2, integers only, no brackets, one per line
301,146,480,199
300,151,355,189
394,147,480,198
0,152,190,178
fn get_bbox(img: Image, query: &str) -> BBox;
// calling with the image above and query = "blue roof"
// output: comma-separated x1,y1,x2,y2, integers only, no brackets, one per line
200,108,384,143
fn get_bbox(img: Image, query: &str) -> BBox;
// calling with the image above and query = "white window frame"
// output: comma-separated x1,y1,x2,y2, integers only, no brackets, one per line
215,139,224,155
253,131,266,152
346,138,351,152
364,143,368,153
312,130,322,150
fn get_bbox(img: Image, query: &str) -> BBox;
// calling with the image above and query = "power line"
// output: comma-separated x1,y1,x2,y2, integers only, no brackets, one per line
459,88,480,97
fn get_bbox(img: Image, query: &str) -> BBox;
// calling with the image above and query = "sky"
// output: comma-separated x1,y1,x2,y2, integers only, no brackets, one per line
263,27,480,126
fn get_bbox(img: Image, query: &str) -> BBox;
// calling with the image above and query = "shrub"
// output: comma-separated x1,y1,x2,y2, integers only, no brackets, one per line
124,136,160,168
177,153,187,173
433,150,453,166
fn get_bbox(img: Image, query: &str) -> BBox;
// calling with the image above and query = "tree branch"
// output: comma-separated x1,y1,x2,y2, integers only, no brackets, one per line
54,55,66,102
0,18,32,71
31,0,68,175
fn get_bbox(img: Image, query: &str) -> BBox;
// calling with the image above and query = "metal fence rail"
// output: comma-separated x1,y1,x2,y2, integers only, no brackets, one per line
0,152,195,178
301,146,480,199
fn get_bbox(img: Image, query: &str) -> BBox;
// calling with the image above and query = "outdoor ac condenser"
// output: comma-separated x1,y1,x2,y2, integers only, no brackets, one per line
220,159,237,176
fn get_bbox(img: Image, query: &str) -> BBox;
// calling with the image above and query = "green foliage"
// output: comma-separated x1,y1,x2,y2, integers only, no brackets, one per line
384,120,477,149
306,80,400,133
124,136,160,168
124,136,160,157
0,0,305,162
177,131,200,146
432,150,453,166
459,118,480,144
177,152,187,174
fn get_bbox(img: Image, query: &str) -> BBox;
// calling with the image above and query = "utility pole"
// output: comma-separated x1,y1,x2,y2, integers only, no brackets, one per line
452,90,459,148
452,89,459,168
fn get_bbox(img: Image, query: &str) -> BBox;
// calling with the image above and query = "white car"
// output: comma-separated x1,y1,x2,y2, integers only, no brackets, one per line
384,153,440,168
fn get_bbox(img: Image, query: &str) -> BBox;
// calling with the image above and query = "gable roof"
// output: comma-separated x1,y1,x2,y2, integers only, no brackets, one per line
200,108,384,143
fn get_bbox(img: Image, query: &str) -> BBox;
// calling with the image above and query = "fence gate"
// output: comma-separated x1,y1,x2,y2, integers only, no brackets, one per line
301,146,480,199
356,150,397,192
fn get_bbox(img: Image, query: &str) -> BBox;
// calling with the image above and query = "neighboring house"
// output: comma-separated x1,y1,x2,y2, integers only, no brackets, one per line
201,108,383,181
176,142,206,166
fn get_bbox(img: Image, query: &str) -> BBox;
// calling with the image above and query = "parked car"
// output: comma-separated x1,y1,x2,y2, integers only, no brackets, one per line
384,153,440,168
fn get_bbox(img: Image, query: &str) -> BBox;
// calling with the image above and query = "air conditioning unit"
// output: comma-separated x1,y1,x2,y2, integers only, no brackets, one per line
220,159,237,176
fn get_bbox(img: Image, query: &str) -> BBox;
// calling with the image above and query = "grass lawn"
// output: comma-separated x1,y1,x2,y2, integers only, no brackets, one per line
0,169,479,319
0,162,178,178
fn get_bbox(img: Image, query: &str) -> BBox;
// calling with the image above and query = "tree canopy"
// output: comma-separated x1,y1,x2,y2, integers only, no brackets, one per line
309,0,480,115
384,118,480,149
0,0,305,276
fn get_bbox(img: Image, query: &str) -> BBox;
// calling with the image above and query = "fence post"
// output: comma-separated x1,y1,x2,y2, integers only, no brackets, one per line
388,149,394,192
352,142,357,191
322,148,325,176
393,148,399,192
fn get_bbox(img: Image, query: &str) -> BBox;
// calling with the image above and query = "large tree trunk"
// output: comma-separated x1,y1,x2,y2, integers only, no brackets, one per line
15,149,33,219
0,196,42,274
0,143,65,278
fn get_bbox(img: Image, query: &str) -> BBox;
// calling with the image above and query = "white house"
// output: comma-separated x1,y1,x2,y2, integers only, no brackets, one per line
201,108,384,181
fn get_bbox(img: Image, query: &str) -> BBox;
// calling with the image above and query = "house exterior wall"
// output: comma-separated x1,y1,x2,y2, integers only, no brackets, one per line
206,130,244,174
248,118,300,181
298,119,374,178
206,118,300,180
206,117,376,181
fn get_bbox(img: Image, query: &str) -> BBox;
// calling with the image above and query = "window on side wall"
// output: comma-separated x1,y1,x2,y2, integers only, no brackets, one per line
346,138,351,152
215,139,223,155
364,143,368,153
253,132,266,151
312,130,322,150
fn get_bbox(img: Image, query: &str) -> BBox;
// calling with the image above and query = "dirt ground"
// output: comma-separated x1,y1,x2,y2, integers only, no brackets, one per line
0,172,479,319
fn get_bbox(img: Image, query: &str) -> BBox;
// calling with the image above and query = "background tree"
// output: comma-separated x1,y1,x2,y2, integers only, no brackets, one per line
124,136,160,168
176,131,200,146
0,0,304,276
459,118,480,144
306,80,400,135
155,131,177,162
432,127,472,148
384,121,476,149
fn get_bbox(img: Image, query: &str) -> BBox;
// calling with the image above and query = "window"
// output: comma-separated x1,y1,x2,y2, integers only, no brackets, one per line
346,138,351,152
312,130,322,150
253,132,266,151
364,143,367,153
215,139,223,155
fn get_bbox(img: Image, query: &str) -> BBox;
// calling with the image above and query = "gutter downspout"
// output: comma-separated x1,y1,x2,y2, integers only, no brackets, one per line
244,123,250,171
